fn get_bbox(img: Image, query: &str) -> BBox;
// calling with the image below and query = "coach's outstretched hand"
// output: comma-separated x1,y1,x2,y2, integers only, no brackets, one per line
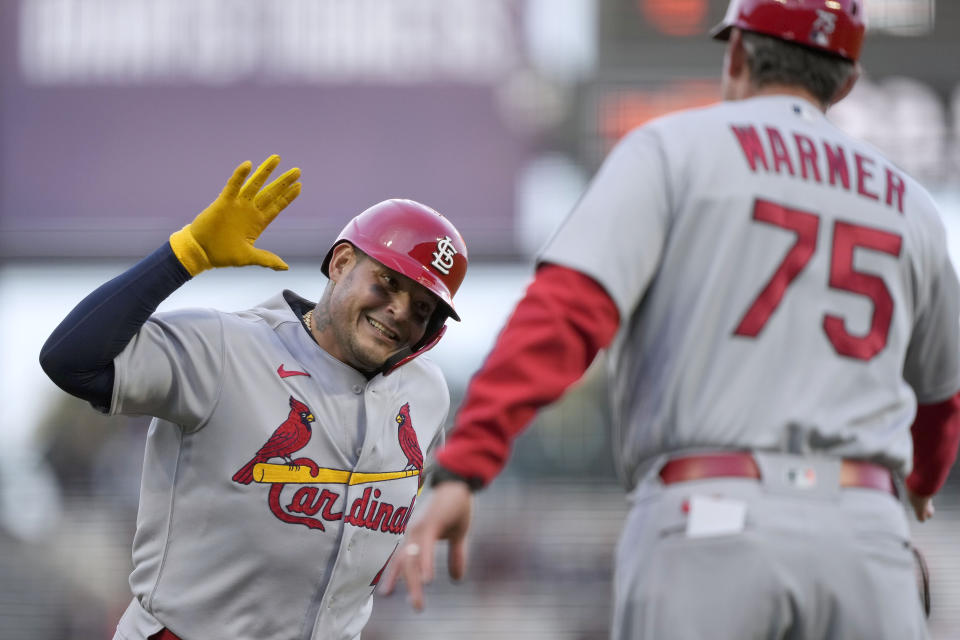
170,154,302,276
907,488,935,522
381,480,473,611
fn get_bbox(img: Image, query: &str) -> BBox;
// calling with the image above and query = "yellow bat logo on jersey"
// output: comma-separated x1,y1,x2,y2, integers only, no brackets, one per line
260,458,418,534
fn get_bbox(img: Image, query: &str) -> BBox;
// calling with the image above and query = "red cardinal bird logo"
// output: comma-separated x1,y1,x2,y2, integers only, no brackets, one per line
232,396,316,485
395,403,423,475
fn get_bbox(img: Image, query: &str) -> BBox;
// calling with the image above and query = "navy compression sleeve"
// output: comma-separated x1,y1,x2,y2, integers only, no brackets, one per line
39,243,192,411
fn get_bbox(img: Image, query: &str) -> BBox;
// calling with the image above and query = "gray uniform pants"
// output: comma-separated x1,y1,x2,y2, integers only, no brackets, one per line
612,453,927,640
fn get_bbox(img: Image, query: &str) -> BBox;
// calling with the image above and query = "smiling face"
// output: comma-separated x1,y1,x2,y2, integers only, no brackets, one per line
313,243,440,373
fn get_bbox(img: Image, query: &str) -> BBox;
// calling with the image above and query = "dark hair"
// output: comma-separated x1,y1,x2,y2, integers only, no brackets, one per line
741,31,856,106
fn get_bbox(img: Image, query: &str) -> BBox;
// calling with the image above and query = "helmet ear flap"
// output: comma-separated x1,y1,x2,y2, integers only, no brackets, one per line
415,308,450,353
382,315,449,375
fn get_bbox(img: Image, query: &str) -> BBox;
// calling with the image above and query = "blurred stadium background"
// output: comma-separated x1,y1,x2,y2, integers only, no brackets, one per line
2,0,959,638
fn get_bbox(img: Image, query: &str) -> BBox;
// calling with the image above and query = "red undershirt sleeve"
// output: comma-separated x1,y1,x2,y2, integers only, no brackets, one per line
434,263,621,489
905,391,960,496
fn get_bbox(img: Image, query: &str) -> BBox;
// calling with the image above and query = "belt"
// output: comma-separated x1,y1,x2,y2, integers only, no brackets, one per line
659,452,896,496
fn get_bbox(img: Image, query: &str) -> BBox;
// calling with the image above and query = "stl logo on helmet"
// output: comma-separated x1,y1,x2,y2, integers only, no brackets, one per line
430,236,458,275
810,9,838,47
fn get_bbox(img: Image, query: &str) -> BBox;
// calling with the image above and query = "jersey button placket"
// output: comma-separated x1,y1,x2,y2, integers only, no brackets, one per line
353,384,364,458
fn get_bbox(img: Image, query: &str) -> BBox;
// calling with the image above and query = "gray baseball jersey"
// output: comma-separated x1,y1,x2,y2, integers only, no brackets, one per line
541,95,960,489
109,290,449,640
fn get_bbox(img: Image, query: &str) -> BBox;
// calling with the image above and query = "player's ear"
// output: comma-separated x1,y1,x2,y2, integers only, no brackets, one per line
726,28,747,80
829,62,860,107
327,243,358,283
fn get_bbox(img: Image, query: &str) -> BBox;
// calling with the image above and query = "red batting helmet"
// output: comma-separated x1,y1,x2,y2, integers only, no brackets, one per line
321,199,468,368
711,0,866,62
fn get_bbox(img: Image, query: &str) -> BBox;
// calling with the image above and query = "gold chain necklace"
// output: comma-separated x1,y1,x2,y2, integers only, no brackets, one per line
302,309,313,330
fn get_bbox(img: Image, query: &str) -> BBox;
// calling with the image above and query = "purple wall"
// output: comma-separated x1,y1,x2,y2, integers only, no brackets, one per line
0,2,532,259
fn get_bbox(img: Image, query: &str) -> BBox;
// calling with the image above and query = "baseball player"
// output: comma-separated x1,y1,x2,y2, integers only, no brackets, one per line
39,155,469,640
383,1,960,638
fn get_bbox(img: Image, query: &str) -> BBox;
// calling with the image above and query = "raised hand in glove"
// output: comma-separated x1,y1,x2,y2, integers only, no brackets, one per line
169,154,302,276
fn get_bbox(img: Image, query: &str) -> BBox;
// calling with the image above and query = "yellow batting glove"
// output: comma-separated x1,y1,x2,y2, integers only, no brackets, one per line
169,154,302,276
